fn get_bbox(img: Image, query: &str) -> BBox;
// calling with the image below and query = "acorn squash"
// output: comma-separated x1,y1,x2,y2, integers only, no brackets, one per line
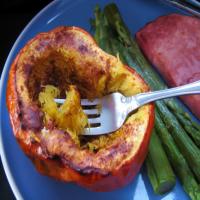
6,26,154,191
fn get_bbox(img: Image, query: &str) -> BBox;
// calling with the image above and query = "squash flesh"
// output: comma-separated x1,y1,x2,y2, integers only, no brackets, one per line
39,85,88,146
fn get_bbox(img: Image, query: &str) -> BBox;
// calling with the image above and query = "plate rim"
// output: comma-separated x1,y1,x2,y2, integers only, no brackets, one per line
0,1,60,199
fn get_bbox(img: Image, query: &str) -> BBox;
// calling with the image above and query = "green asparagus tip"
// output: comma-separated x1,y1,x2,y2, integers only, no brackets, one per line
94,4,101,12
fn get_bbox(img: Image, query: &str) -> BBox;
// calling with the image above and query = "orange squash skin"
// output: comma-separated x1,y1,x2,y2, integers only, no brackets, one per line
6,26,154,192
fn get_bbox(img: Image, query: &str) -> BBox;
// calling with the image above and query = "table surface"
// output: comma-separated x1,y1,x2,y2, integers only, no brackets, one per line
0,1,52,199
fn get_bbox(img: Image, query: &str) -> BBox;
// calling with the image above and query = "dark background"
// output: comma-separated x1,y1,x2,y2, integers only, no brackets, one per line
0,1,52,199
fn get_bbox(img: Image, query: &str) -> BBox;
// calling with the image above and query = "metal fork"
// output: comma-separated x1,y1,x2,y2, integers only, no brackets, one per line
162,0,200,17
55,80,200,135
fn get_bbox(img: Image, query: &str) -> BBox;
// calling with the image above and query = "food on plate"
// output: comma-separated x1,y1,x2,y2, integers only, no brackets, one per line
6,26,154,191
136,14,200,119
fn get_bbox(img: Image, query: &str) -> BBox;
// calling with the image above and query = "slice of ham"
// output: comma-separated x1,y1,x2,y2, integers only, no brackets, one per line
136,14,200,119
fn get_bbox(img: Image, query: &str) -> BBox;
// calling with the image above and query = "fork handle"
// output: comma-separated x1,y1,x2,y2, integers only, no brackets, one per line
135,80,200,107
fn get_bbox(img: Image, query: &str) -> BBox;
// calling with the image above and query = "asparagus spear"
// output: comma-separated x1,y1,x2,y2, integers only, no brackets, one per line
92,7,176,195
93,5,101,44
146,130,176,194
155,111,200,200
166,98,200,147
156,100,200,181
104,3,200,146
103,3,200,182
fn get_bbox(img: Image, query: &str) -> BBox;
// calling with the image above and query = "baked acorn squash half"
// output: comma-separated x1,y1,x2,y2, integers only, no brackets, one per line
6,26,154,191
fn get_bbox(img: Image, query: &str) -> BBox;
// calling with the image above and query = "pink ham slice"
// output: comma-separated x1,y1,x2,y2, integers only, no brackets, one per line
136,14,200,119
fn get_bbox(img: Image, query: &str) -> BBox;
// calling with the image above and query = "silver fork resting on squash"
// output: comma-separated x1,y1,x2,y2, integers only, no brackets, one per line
55,80,200,136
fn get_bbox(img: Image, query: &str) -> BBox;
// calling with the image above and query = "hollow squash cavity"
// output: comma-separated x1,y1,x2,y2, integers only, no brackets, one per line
35,54,146,152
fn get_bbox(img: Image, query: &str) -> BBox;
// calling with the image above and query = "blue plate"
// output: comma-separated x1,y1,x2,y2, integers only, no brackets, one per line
0,0,193,199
